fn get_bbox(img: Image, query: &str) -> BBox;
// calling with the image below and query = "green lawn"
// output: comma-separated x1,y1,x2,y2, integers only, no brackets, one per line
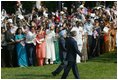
1,51,117,79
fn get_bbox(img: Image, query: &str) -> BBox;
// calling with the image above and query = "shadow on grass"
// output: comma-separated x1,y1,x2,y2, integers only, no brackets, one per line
14,74,54,79
88,51,117,63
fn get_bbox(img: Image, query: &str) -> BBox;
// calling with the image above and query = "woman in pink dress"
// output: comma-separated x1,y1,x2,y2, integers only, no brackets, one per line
36,26,46,66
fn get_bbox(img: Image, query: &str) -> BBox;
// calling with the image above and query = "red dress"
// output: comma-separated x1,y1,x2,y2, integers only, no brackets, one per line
36,31,46,66
103,32,110,52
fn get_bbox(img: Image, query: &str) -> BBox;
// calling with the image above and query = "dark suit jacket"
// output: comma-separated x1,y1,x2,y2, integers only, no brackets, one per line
5,30,15,43
5,30,15,51
65,37,82,62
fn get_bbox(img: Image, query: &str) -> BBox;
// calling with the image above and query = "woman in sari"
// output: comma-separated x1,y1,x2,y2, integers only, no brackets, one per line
15,28,28,67
54,27,60,64
92,19,101,57
103,21,110,53
36,26,46,66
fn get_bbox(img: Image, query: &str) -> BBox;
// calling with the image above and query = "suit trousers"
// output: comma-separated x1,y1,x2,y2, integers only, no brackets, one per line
26,43,35,66
61,61,80,79
53,60,67,74
87,35,93,59
7,44,15,67
53,52,67,74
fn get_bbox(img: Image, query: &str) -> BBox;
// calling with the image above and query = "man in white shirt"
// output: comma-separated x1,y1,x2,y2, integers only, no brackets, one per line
25,27,36,66
84,16,94,59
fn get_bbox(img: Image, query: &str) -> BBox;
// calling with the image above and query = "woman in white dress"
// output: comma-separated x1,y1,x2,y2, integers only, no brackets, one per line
71,21,84,63
45,24,56,64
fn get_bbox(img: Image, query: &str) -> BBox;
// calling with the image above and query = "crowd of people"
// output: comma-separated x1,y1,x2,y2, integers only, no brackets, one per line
1,1,117,67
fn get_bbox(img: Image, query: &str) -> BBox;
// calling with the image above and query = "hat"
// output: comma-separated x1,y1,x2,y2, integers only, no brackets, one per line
63,7,67,10
7,19,13,23
79,5,84,8
59,30,67,37
90,13,95,17
60,11,64,14
97,6,101,9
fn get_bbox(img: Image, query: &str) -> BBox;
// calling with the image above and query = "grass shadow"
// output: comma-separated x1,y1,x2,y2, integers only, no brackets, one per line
88,51,117,63
13,74,54,79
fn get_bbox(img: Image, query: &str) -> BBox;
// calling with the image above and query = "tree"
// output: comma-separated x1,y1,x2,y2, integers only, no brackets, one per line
1,1,36,15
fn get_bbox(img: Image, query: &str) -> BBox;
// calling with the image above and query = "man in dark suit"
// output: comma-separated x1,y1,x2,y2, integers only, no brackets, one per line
52,30,67,76
61,31,82,79
5,22,17,67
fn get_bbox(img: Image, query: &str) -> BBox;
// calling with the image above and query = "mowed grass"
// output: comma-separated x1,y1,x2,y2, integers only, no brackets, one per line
1,51,117,79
